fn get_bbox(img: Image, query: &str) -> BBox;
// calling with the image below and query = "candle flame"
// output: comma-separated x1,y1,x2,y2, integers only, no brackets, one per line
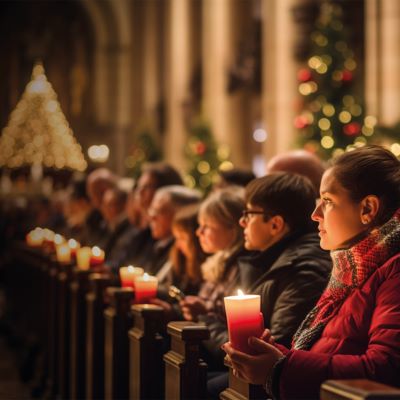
92,246,101,256
54,234,64,245
127,265,134,272
143,273,149,280
237,289,244,296
68,238,79,249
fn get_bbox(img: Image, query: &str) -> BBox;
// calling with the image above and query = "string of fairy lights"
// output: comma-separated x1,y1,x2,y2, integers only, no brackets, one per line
295,1,400,159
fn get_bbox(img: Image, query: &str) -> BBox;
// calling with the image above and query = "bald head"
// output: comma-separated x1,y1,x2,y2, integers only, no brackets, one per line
266,150,325,193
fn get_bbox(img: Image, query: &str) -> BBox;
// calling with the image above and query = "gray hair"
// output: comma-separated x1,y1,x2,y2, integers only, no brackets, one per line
154,185,202,209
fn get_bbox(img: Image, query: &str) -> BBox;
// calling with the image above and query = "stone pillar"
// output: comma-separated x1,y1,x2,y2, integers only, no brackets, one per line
379,0,400,125
365,0,380,118
261,0,299,161
165,0,191,169
202,0,230,146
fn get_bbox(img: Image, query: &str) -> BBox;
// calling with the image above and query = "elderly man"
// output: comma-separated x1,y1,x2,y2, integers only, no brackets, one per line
145,185,202,277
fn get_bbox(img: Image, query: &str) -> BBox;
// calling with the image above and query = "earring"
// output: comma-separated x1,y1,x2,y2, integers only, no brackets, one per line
362,219,369,225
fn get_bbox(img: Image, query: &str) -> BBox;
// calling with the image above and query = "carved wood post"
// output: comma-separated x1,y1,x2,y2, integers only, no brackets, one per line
104,287,134,400
45,257,63,397
86,273,110,400
320,380,400,400
220,357,266,400
69,268,92,399
164,321,210,400
57,261,74,399
129,304,164,400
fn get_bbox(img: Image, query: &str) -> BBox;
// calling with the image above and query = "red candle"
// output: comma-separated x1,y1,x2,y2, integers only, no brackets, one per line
134,273,158,303
119,265,144,288
67,238,80,258
224,290,263,354
90,246,105,266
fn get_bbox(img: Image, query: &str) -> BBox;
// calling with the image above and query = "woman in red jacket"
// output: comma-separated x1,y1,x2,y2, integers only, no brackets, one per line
222,145,400,399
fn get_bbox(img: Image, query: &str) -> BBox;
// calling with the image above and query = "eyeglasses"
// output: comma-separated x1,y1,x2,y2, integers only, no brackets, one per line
241,209,267,223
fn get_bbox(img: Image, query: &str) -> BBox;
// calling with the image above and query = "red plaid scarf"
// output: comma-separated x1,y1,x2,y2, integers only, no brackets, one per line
292,208,400,350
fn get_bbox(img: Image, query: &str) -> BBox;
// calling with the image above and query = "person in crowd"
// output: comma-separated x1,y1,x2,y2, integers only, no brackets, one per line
206,173,331,394
101,187,139,268
222,145,400,399
62,179,94,244
213,168,256,191
143,185,202,276
115,162,184,269
163,203,206,294
85,168,117,247
180,188,247,324
150,204,207,321
265,149,326,193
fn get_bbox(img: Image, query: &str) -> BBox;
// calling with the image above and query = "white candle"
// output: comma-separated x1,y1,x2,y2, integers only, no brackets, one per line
224,289,263,354
76,246,91,270
134,273,158,303
56,243,71,263
119,265,144,288
26,227,44,247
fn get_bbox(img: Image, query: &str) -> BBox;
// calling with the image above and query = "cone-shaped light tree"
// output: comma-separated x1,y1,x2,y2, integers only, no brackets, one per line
0,61,87,171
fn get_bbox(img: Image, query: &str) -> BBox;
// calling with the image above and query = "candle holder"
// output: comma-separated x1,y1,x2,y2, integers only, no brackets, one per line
224,291,263,354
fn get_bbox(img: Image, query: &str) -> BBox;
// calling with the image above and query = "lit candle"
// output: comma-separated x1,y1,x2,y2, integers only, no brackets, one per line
90,246,105,266
119,265,144,288
42,228,55,243
134,273,158,303
26,227,44,247
54,234,65,245
224,289,263,354
56,243,71,263
76,246,91,270
67,238,81,257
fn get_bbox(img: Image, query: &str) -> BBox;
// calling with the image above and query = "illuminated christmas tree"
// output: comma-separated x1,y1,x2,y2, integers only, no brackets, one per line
184,120,232,193
295,1,376,159
0,61,87,171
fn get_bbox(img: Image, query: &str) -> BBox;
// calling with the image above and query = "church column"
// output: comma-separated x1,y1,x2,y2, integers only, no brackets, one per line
261,0,299,161
379,0,400,125
202,0,230,153
143,1,162,127
164,0,191,169
365,0,380,118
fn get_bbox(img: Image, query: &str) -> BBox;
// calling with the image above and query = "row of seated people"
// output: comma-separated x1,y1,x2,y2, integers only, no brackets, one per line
4,145,400,400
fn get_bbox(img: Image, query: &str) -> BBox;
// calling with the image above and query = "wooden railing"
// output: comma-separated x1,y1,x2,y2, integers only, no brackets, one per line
7,243,400,400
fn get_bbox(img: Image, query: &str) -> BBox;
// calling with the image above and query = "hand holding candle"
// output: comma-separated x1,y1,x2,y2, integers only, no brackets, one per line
224,289,264,354
119,265,144,288
134,273,158,303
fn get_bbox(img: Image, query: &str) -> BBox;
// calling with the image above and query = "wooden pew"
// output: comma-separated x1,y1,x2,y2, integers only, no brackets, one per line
164,321,210,400
104,287,134,400
129,304,164,400
44,256,63,398
321,380,400,400
86,273,111,400
69,268,93,399
57,261,74,399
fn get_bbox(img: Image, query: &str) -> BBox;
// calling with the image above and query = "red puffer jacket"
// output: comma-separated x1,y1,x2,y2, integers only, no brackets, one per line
278,254,400,400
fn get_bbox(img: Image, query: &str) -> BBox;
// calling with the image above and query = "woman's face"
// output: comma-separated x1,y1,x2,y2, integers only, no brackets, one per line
311,168,365,250
172,226,192,258
196,214,237,253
